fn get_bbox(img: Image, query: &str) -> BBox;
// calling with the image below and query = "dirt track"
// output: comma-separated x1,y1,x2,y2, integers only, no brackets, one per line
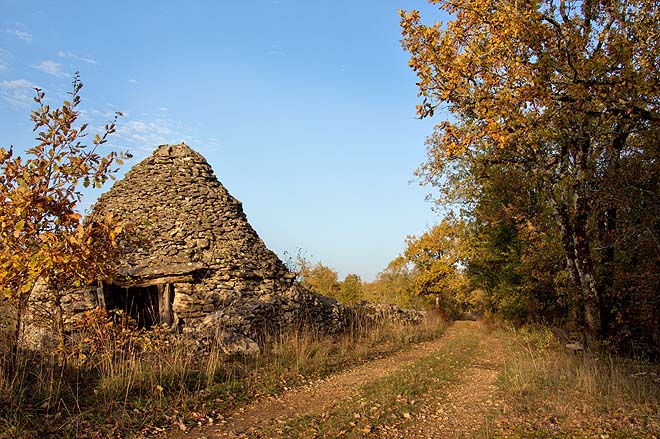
161,321,504,439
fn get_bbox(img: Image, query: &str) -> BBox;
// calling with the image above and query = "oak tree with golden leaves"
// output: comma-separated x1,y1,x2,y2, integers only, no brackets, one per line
401,1,659,345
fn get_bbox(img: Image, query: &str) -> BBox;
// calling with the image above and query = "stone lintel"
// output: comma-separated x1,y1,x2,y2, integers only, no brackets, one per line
114,274,196,288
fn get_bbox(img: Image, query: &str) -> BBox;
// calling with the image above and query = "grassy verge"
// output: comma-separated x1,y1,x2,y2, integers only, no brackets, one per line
257,323,481,438
0,310,446,439
494,324,660,439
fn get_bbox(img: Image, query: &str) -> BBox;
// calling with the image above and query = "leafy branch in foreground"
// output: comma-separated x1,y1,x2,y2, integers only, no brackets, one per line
0,73,131,366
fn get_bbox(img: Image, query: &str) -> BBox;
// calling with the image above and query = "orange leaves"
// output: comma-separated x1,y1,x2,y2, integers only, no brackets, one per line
400,0,659,180
68,212,82,222
401,1,564,146
0,75,128,307
13,219,25,234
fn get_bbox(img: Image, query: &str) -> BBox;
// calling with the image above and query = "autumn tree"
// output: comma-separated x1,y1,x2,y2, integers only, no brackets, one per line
0,75,129,364
297,258,341,299
401,0,660,345
363,219,466,313
402,217,465,314
363,259,420,309
339,273,363,305
460,154,574,323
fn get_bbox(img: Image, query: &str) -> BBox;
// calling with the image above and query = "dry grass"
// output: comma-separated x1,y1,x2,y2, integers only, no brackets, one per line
0,309,446,439
495,325,660,438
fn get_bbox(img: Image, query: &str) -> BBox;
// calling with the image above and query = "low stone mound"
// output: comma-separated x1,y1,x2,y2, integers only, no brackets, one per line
194,284,426,355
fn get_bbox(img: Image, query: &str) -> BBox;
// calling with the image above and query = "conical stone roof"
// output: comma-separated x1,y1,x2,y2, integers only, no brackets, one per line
91,143,290,285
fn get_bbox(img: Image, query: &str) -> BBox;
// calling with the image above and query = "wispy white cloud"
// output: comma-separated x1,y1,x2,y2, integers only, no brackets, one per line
114,117,184,158
0,79,40,106
33,60,68,77
57,50,97,65
5,26,32,42
79,107,197,161
1,79,39,88
0,48,9,72
79,108,119,120
267,41,285,56
128,79,138,84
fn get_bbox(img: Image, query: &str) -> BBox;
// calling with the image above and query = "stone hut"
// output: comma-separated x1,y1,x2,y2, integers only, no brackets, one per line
26,143,423,352
88,143,299,334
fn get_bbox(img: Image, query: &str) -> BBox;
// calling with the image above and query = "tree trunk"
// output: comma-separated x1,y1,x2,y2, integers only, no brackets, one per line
573,139,602,345
7,299,24,377
596,131,625,338
54,294,67,365
596,206,616,337
545,138,603,345
573,214,602,345
544,150,584,327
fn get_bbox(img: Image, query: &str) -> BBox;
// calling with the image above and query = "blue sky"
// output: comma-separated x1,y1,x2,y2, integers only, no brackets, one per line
0,0,447,281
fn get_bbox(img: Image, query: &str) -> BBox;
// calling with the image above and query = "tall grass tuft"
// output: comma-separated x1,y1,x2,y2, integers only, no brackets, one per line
0,308,446,438
497,324,660,435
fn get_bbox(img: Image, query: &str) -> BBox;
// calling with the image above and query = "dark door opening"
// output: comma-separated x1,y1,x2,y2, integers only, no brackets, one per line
106,283,173,328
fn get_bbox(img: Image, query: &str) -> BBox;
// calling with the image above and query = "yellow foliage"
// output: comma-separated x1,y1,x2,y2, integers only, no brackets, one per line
400,0,660,342
297,258,341,299
0,74,130,357
400,0,660,165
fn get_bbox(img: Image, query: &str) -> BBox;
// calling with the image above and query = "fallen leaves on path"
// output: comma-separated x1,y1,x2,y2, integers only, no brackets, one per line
154,322,659,439
158,321,500,439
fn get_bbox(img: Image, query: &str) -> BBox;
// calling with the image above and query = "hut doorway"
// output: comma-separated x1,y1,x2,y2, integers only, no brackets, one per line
106,283,174,328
